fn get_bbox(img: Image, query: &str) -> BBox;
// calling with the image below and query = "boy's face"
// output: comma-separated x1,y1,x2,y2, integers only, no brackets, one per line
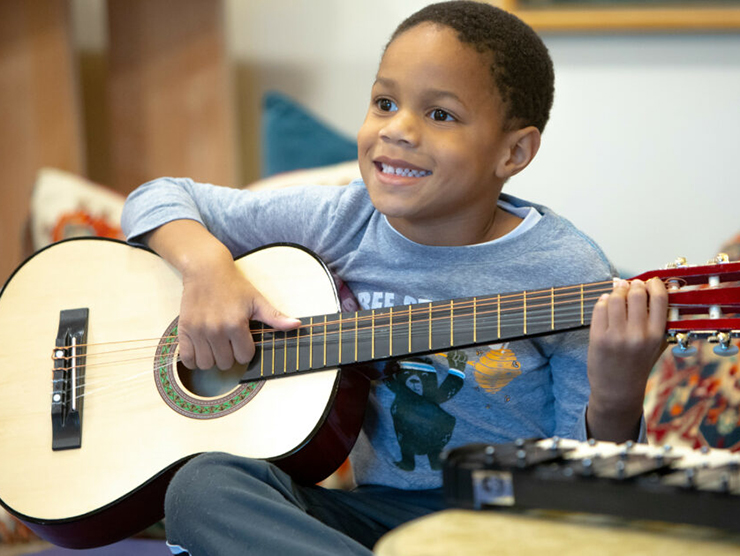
357,23,514,246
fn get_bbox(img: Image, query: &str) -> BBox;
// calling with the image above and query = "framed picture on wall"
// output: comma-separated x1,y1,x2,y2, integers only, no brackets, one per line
497,0,740,31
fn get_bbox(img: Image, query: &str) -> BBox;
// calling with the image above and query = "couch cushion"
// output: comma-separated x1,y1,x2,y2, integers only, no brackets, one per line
261,91,357,177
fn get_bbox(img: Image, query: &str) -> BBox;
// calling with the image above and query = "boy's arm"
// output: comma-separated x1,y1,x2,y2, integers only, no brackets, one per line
146,219,300,371
585,278,668,442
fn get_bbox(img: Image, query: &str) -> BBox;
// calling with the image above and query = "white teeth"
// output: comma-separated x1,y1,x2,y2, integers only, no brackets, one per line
381,163,431,178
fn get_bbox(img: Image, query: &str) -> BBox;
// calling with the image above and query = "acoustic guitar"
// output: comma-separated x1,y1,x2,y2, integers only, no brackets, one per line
0,237,738,548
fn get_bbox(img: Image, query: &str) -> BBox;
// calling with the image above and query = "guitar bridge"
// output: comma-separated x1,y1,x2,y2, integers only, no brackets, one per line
51,308,89,450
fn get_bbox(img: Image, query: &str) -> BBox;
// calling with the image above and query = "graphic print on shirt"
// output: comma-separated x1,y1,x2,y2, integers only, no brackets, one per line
467,344,522,394
433,344,522,394
382,357,464,471
356,289,524,471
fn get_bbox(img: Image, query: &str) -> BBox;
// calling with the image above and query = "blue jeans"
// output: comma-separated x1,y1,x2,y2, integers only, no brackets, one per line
164,452,446,555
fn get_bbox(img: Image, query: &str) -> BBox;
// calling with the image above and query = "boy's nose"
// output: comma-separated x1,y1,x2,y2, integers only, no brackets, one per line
379,111,420,147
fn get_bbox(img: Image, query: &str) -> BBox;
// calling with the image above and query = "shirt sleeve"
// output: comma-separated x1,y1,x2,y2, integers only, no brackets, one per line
120,177,360,258
540,328,648,444
536,328,592,440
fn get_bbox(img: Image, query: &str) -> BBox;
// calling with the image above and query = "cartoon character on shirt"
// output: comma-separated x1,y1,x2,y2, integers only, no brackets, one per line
383,357,464,471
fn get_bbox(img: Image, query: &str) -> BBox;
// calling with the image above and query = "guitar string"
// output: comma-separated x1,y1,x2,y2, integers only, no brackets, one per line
49,275,712,393
51,281,621,367
57,302,729,407
54,303,640,403
51,289,696,378
52,274,724,361
52,308,595,406
50,287,616,372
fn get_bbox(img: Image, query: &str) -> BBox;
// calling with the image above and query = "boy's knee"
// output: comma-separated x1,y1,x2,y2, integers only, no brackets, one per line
165,453,278,523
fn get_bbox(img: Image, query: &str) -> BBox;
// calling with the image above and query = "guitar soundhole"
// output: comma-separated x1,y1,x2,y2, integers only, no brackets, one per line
154,318,263,419
176,360,244,397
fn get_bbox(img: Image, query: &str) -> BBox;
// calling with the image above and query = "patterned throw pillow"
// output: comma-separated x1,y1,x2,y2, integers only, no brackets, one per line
645,234,740,451
645,343,740,451
30,168,125,251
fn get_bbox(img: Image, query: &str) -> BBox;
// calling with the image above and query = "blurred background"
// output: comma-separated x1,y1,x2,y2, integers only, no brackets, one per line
1,0,739,285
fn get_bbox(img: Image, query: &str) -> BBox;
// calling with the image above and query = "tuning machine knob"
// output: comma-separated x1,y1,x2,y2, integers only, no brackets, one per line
665,257,688,269
710,332,739,357
707,253,730,265
670,333,697,358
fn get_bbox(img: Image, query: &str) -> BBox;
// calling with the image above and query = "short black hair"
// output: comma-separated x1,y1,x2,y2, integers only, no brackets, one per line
389,1,554,133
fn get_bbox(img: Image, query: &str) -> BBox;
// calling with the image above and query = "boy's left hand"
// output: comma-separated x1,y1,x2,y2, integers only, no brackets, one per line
586,277,669,443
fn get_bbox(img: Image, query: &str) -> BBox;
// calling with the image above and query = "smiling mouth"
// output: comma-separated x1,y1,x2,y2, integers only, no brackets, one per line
376,162,432,178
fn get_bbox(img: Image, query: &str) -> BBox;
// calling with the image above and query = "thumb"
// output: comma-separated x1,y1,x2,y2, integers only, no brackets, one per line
251,296,302,331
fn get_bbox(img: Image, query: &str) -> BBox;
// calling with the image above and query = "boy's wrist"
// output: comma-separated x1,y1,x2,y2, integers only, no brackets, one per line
177,242,233,279
586,394,644,443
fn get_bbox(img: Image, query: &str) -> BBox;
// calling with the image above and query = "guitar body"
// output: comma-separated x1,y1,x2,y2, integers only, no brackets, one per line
0,238,369,548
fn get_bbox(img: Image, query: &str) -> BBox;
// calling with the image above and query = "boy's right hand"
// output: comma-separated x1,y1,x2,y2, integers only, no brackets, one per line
146,220,301,371
178,260,301,371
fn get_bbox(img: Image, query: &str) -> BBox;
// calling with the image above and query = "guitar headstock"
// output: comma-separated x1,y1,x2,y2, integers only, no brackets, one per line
630,254,740,358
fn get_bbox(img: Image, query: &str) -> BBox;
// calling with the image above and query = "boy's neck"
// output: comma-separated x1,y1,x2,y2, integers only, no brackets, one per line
388,206,523,247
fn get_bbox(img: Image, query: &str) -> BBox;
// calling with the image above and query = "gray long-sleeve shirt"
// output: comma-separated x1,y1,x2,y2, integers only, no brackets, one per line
122,178,616,489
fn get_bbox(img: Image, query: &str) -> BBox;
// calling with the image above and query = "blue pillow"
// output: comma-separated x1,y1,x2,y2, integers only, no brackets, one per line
261,91,358,177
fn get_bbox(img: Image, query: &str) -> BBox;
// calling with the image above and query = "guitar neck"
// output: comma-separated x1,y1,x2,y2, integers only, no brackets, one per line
240,282,607,382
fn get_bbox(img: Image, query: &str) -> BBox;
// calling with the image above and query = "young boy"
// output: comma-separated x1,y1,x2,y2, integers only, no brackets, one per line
121,2,667,554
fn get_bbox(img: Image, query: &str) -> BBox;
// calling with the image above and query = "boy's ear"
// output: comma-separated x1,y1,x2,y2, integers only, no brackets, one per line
495,126,541,180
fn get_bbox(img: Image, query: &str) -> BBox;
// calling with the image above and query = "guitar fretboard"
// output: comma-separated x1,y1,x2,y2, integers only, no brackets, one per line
240,282,606,382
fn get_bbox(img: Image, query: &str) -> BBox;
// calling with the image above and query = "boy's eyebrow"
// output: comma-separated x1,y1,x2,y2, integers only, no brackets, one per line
373,77,465,105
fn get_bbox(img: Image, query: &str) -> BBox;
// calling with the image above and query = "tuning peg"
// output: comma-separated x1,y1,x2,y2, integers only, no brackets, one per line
707,253,730,264
665,257,688,269
711,332,739,357
671,333,697,358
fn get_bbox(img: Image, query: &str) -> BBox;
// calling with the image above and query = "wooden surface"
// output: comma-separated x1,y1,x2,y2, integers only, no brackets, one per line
498,0,740,32
107,0,236,193
375,509,740,555
0,0,83,286
1,0,238,286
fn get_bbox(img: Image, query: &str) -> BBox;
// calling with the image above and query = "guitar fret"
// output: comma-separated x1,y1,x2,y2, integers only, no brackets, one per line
428,300,454,352
389,307,393,356
295,328,301,371
551,287,555,329
283,331,287,374
473,297,477,343
450,300,454,346
408,307,412,353
309,317,314,369
371,310,376,359
354,308,374,364
428,302,433,350
497,294,501,338
323,315,327,367
580,284,585,325
523,291,527,335
259,331,265,378
271,332,276,376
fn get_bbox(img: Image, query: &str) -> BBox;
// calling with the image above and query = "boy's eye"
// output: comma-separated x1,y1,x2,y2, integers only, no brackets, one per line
377,98,398,112
430,108,454,122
